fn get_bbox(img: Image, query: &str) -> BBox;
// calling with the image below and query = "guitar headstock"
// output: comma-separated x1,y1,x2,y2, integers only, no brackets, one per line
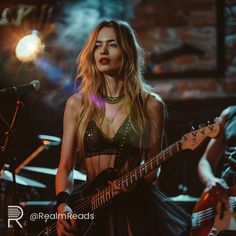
180,121,221,151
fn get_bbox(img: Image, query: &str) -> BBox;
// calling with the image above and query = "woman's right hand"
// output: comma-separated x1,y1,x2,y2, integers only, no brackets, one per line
205,177,229,204
57,203,78,236
205,177,229,192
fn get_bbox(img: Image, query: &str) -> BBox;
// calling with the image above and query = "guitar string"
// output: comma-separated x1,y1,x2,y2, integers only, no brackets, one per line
198,199,236,223
70,142,179,217
192,199,236,226
192,209,215,227
38,142,180,235
50,142,179,234
71,141,179,210
54,141,180,236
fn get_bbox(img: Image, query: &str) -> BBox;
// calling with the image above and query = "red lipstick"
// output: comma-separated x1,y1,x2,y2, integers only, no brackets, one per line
99,58,110,65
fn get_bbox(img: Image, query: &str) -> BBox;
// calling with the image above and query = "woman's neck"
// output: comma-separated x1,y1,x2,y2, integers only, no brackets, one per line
104,75,124,97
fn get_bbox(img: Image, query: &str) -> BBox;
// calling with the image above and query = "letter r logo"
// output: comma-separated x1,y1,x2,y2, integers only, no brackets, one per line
8,205,23,228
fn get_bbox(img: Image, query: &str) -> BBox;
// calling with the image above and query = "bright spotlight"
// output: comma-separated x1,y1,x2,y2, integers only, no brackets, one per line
15,31,44,62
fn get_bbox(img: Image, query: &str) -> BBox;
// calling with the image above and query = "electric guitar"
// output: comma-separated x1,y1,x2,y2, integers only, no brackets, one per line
191,185,236,236
191,157,236,236
37,122,220,236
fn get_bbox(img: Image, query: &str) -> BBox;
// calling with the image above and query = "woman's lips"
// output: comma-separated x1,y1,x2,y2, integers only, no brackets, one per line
99,58,110,65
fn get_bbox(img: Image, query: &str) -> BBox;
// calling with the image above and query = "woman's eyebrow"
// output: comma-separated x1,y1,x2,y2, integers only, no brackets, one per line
95,39,116,43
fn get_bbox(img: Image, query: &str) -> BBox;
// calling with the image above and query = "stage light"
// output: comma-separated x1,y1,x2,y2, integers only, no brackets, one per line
15,30,44,62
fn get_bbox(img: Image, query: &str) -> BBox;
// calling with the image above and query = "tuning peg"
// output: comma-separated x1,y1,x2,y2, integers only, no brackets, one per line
214,117,221,123
198,123,206,129
191,126,197,136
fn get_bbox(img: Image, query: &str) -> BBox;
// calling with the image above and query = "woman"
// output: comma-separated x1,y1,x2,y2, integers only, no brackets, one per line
198,105,236,191
56,20,190,236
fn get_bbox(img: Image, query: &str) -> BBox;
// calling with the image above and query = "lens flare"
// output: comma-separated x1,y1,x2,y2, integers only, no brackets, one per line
15,31,44,62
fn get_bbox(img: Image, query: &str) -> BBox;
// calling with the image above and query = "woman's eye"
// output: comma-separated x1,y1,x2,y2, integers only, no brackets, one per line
109,43,117,47
94,44,101,49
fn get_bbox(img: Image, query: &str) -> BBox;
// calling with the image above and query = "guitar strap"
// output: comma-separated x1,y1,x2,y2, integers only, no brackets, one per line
114,119,132,171
114,94,150,172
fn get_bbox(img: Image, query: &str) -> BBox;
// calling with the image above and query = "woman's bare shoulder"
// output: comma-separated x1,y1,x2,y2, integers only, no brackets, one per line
220,106,232,125
145,92,165,111
65,92,83,113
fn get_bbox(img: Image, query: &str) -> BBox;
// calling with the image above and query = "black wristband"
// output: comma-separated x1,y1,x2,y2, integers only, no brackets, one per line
56,191,71,208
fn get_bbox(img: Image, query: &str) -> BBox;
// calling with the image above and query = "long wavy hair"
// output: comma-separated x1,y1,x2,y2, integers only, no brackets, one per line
76,20,154,156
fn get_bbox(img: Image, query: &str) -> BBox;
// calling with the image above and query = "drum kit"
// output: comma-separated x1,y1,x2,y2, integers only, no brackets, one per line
0,134,86,236
168,192,199,214
0,134,87,188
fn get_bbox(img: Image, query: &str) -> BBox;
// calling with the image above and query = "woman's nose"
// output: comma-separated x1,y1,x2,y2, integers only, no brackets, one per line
100,45,108,54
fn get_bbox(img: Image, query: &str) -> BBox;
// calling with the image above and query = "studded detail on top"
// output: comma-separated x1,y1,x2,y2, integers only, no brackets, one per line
84,116,140,159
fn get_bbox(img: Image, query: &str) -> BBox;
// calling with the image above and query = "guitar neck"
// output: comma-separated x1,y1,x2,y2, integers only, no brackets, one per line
90,140,181,212
117,141,181,187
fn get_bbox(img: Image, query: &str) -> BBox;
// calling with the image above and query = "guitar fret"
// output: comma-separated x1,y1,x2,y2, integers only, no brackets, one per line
145,165,148,174
150,159,153,169
107,189,111,201
94,196,98,210
161,152,164,163
130,173,134,183
97,194,101,208
101,192,104,205
105,191,108,202
176,142,180,152
141,166,144,176
92,201,95,211
124,176,128,187
112,187,116,197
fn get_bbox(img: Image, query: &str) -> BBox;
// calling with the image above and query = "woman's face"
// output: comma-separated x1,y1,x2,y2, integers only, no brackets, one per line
94,27,123,76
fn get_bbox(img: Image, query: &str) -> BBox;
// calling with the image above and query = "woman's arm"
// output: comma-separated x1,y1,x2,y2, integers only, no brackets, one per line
56,96,79,195
56,94,81,236
198,107,229,191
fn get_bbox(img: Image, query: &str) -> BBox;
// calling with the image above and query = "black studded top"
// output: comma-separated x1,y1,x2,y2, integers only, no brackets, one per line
84,116,140,160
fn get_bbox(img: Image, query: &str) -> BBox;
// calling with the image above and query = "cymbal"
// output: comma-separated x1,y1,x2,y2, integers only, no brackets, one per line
0,170,46,188
170,194,199,202
38,134,61,146
20,201,55,207
22,166,87,181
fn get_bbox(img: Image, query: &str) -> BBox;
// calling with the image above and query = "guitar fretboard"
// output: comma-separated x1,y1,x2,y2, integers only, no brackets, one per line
90,141,181,211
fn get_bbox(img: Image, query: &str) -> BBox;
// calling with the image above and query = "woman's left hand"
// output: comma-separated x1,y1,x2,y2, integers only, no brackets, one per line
107,180,129,193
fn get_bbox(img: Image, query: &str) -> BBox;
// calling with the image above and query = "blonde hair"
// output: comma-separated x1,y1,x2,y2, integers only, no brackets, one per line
76,20,153,156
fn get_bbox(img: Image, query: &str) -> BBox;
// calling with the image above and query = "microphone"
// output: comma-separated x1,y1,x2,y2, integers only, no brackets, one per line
0,80,40,96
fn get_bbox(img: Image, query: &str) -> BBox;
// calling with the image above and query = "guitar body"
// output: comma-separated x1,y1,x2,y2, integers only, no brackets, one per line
191,185,236,236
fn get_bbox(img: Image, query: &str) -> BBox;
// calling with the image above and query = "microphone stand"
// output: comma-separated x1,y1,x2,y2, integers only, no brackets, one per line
1,98,24,196
0,98,24,235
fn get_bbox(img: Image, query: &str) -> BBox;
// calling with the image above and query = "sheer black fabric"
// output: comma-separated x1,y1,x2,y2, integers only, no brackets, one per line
87,182,191,236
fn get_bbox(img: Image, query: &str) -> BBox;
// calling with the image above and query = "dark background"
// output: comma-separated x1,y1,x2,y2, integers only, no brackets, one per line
0,0,236,205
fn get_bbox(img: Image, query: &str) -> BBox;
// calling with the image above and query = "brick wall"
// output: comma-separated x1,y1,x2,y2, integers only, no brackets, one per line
132,0,236,101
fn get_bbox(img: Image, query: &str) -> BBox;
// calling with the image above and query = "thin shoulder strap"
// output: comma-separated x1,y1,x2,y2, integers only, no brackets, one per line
114,119,132,171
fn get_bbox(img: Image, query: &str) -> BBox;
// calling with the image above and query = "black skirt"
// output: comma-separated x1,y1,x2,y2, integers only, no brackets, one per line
88,183,191,236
